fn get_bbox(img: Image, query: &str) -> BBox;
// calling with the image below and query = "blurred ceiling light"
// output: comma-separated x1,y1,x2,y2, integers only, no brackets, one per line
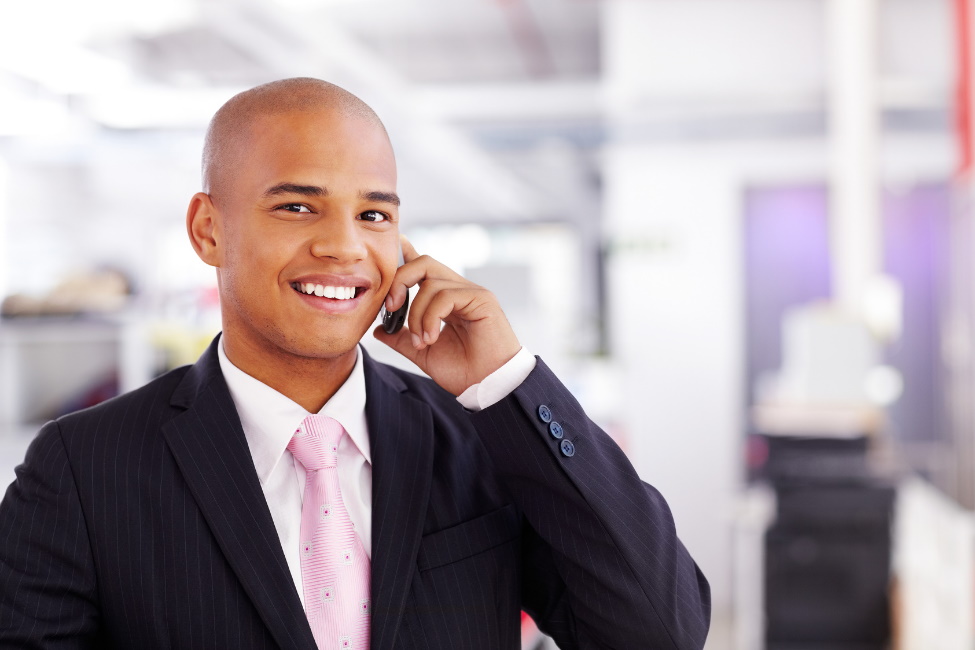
92,0,198,37
0,0,194,95
0,0,198,43
271,0,364,9
0,93,71,137
85,86,241,129
0,45,131,95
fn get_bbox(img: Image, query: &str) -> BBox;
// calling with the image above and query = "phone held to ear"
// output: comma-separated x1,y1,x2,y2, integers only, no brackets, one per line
381,246,409,334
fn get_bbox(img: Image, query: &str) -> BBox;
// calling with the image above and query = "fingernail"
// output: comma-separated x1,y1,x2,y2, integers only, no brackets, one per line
411,333,421,349
385,295,393,310
423,331,432,344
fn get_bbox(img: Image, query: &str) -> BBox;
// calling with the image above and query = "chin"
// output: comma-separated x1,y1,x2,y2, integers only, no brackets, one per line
279,328,368,361
227,301,377,365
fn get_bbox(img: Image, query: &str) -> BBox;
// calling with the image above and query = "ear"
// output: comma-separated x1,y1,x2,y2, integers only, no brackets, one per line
186,192,222,267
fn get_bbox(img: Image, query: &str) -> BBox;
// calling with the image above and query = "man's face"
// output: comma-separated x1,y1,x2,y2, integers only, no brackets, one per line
212,108,399,368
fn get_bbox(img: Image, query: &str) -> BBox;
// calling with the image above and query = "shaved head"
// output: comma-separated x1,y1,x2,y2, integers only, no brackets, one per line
202,77,388,198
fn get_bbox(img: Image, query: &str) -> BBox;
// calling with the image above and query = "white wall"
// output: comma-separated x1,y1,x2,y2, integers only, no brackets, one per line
603,143,745,628
600,4,954,642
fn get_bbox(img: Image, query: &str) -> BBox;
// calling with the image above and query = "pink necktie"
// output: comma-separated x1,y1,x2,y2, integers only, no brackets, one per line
288,415,370,650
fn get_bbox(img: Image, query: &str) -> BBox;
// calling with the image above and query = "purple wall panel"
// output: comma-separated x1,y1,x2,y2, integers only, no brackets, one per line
743,183,950,442
743,186,832,422
882,184,951,441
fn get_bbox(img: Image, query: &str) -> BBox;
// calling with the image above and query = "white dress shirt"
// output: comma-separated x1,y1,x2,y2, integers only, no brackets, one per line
218,340,535,607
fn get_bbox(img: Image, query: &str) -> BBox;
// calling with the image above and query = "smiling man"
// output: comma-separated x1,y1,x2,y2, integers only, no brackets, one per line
0,78,710,649
188,83,408,412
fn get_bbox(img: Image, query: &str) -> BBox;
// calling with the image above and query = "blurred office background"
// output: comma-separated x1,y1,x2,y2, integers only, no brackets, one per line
0,0,971,647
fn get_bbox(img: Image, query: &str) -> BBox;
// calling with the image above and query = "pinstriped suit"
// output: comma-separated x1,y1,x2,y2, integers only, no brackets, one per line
0,337,710,649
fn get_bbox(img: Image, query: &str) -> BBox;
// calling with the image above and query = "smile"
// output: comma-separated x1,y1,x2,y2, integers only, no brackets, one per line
290,282,362,300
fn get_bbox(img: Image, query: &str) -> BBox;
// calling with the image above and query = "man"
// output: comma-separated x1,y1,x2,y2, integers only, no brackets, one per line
0,78,710,649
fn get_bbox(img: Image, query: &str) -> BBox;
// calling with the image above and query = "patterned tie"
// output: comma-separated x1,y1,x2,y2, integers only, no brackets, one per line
288,414,370,650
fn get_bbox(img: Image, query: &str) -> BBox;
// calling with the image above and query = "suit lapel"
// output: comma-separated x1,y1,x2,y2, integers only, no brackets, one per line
364,354,434,650
162,339,316,650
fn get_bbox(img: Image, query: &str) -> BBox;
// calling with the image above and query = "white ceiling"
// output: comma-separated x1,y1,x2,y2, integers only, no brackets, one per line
0,0,955,229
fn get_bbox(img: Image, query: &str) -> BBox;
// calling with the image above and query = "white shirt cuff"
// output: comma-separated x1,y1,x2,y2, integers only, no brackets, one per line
456,347,536,411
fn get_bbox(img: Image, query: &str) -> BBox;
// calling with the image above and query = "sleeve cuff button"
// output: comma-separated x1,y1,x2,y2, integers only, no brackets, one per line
548,421,564,439
559,439,575,457
537,404,553,423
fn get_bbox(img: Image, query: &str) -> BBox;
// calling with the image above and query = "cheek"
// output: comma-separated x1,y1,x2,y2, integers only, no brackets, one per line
378,258,399,295
367,237,400,292
226,227,294,283
381,261,397,287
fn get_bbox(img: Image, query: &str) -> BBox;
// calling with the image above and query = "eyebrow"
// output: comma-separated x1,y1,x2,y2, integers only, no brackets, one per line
261,183,400,207
262,183,327,198
361,190,401,207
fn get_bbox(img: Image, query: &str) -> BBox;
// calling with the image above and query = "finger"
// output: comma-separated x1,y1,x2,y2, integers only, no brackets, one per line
384,275,408,311
400,234,419,263
383,255,433,312
405,277,461,343
392,253,466,298
372,324,423,361
421,288,478,345
382,237,413,311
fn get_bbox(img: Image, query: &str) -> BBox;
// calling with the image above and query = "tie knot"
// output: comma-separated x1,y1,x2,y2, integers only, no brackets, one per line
288,414,345,471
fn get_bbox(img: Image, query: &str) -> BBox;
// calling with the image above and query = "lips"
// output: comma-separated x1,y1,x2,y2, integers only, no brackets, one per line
287,276,372,314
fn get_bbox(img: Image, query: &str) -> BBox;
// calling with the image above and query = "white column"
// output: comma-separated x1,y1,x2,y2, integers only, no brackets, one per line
0,157,7,301
826,0,882,313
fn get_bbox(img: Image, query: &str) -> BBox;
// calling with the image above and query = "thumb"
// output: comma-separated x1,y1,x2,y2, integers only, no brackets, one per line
372,325,422,363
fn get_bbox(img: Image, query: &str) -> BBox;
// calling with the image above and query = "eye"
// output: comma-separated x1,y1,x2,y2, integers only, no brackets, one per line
277,203,312,213
359,210,390,223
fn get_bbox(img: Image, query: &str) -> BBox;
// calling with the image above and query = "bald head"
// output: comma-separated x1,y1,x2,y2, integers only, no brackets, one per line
202,77,388,198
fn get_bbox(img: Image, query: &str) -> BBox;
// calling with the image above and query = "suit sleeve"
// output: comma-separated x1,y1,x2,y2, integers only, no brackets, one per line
470,358,711,650
0,421,100,648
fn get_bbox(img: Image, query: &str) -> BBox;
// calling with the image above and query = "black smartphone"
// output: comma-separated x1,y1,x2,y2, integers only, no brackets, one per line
381,246,409,334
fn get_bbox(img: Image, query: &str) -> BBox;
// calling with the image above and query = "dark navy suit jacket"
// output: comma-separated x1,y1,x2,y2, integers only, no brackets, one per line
0,337,710,649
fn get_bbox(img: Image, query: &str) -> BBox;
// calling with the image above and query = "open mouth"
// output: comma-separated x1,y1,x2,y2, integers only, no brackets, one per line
290,282,365,300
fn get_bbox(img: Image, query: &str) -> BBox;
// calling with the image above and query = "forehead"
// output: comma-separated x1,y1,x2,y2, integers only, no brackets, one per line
239,109,396,189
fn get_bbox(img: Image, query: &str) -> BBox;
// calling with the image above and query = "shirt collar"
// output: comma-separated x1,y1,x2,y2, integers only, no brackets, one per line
217,338,371,485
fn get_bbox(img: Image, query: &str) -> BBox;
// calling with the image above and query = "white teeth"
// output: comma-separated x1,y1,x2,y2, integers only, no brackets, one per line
294,283,357,300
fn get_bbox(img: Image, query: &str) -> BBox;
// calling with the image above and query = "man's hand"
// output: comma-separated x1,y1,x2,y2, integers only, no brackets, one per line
373,236,521,396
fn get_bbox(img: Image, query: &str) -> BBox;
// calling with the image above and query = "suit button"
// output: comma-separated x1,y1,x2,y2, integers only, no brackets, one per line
560,440,575,457
537,404,552,423
548,421,564,439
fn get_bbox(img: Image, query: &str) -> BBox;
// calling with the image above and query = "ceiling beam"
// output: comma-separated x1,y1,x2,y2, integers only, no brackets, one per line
201,0,543,220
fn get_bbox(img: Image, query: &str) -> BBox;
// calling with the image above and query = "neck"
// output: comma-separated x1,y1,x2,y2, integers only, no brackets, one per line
222,336,357,413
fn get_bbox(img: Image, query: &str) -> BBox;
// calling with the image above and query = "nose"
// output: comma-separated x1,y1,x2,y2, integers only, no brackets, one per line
309,214,367,264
